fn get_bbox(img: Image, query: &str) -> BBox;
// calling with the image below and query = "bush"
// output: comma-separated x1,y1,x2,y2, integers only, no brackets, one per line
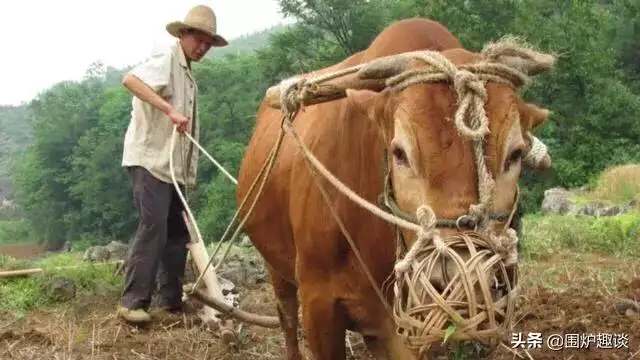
522,212,640,260
0,219,32,245
590,164,640,204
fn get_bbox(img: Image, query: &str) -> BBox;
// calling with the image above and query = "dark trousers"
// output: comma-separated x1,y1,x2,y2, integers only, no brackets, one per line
120,166,189,310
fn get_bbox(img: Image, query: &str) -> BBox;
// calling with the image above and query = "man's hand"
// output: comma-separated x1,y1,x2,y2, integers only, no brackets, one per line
121,74,191,134
167,108,190,133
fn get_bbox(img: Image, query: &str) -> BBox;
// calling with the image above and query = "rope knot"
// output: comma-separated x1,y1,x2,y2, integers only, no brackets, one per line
279,77,308,115
394,205,447,274
416,205,436,229
416,205,446,254
453,69,486,101
451,70,490,142
488,228,519,266
468,204,487,224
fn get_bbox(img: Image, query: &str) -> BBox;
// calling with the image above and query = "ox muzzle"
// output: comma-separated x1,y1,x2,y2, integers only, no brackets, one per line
377,150,519,357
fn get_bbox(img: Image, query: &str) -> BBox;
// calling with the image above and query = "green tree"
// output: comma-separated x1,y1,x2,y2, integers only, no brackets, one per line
67,87,137,242
13,78,105,247
279,0,386,55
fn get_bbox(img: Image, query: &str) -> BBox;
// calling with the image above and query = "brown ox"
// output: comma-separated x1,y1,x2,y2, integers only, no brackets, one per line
235,18,552,360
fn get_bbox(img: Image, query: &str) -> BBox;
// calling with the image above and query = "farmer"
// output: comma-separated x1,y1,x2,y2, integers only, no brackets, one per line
117,4,228,324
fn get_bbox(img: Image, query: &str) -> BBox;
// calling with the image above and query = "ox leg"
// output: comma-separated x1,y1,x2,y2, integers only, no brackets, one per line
299,287,347,360
270,271,303,360
362,331,421,360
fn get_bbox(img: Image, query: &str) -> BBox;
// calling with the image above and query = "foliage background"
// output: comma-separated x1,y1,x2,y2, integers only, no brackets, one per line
1,0,639,248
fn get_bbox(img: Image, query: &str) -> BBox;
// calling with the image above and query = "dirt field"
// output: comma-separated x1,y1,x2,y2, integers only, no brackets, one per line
0,243,44,260
1,249,639,359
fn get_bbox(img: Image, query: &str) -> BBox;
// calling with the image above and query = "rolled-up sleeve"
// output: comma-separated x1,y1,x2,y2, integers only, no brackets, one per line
128,50,172,93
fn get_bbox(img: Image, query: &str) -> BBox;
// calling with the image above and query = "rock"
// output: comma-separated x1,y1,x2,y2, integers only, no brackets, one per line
612,298,640,315
600,201,636,216
105,240,129,260
216,253,267,287
82,241,130,262
541,187,635,217
43,276,76,302
579,202,603,216
82,245,111,262
541,187,574,215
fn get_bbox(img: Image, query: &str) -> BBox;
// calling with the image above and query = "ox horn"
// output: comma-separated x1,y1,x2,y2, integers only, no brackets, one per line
263,51,424,110
183,283,281,328
481,35,556,76
264,72,388,109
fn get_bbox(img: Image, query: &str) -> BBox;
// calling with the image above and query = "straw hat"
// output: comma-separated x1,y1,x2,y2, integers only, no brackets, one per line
166,5,228,47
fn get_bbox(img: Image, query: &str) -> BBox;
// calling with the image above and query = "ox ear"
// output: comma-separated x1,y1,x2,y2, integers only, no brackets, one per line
519,100,550,131
346,88,392,140
346,88,390,122
518,100,552,170
346,89,379,118
525,104,551,129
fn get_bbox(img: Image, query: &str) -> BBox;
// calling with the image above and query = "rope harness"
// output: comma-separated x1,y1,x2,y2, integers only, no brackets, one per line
277,48,528,355
172,36,553,356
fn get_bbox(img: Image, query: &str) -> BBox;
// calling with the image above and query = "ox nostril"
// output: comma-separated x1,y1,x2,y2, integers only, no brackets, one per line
456,215,478,231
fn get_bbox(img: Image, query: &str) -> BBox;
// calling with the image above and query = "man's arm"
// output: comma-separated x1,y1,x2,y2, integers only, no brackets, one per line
123,49,191,133
122,74,190,133
122,74,172,115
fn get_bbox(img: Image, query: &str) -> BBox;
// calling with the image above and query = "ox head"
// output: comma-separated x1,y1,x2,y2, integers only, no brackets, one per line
268,36,555,355
348,53,553,240
342,40,555,352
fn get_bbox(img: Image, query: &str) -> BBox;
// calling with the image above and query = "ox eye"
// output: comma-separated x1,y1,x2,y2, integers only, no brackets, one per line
391,144,408,166
505,148,524,171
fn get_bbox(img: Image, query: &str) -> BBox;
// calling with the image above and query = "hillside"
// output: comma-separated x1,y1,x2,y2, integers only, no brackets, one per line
207,24,289,59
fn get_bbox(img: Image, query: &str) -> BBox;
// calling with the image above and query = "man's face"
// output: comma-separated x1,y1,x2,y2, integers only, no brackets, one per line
180,29,215,62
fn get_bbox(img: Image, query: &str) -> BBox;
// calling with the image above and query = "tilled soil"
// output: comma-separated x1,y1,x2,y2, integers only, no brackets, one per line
1,252,639,359
491,282,640,359
0,243,45,260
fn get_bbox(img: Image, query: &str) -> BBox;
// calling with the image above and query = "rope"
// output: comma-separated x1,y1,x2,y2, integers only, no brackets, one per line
164,35,550,354
279,112,422,235
169,68,384,310
276,64,365,114
277,48,529,270
281,119,395,318
183,132,237,185
523,132,549,168
274,37,552,352
170,123,288,298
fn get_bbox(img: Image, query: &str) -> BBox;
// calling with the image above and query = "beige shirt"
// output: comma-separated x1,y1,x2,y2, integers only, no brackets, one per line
122,40,200,186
